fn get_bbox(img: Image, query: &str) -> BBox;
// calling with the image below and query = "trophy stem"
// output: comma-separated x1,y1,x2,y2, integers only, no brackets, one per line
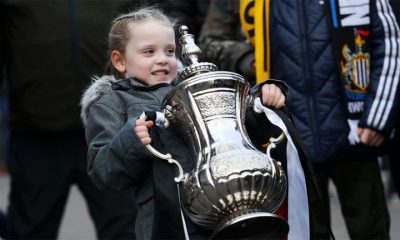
210,210,289,240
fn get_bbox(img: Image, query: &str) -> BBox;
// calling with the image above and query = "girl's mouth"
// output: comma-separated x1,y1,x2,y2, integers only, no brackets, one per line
151,70,169,75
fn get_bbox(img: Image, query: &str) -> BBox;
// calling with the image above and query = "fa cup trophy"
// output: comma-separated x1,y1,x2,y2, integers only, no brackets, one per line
142,26,289,239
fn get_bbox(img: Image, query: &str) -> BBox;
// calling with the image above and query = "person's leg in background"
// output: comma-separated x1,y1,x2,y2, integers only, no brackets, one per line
0,80,8,175
72,132,137,239
309,163,332,239
7,132,73,239
331,156,390,239
0,86,8,238
0,209,7,239
389,123,400,198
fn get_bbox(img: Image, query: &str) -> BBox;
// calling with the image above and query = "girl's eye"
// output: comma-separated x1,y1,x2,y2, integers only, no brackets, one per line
166,48,175,56
143,49,154,55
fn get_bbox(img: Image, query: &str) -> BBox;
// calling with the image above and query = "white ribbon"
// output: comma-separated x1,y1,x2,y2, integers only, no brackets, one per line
255,98,310,240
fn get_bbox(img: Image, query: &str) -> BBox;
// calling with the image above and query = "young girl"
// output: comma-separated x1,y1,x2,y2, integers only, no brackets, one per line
81,7,288,239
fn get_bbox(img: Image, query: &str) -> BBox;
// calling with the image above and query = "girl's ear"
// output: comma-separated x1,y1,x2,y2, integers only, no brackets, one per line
111,50,126,74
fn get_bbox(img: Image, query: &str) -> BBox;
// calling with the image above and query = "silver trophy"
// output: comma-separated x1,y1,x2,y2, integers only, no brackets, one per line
142,26,289,239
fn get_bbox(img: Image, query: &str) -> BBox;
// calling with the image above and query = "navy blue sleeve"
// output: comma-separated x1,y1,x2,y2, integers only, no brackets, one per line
359,0,400,135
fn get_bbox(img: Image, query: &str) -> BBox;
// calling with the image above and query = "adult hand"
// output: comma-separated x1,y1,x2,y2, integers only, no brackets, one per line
261,84,286,109
135,118,154,145
357,128,384,147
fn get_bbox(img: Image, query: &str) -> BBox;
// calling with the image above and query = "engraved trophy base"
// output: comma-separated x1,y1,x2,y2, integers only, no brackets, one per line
210,211,289,240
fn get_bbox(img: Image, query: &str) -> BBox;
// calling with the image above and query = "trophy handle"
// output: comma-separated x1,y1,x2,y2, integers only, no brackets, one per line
139,112,184,183
264,133,286,160
248,96,286,153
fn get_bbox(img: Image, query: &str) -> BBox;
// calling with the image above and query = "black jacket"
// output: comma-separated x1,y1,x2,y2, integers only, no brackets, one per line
0,0,142,132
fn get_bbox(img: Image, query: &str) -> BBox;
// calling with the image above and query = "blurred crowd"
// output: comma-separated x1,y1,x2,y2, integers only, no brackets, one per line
0,0,399,239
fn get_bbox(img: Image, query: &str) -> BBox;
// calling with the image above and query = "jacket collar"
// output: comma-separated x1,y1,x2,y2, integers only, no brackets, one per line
112,77,170,91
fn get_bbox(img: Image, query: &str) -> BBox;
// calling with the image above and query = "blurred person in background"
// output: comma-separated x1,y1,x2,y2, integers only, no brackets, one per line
0,9,8,238
155,0,210,56
0,11,6,175
200,0,400,239
0,89,6,175
388,0,400,199
0,1,151,238
0,209,6,239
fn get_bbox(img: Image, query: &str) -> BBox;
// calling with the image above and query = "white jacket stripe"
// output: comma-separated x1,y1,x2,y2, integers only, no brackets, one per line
368,0,400,130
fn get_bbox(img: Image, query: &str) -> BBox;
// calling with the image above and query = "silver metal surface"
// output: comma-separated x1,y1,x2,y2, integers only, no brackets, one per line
178,25,218,80
162,70,287,230
146,26,288,235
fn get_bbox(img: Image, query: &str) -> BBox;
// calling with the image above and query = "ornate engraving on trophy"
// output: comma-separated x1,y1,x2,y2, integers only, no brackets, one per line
210,151,271,178
195,91,236,119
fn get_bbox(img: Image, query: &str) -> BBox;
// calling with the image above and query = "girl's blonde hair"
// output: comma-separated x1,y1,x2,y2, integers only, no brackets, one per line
104,7,176,79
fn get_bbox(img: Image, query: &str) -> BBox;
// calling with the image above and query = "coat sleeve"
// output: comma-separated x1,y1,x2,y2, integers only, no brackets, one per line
199,0,254,74
85,101,152,191
359,0,400,135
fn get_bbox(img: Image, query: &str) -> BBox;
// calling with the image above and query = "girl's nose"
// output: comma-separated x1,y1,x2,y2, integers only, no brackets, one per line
155,52,168,64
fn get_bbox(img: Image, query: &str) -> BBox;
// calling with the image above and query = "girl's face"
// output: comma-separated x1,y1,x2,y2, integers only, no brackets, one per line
117,20,177,85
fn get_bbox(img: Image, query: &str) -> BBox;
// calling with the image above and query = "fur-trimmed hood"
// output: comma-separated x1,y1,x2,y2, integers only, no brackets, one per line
81,60,184,126
80,75,117,126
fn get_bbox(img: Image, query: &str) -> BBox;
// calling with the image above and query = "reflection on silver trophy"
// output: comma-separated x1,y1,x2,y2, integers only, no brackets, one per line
141,26,289,239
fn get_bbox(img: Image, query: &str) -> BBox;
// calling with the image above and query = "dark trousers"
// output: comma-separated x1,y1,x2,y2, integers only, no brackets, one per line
311,155,390,239
389,126,400,197
7,131,136,239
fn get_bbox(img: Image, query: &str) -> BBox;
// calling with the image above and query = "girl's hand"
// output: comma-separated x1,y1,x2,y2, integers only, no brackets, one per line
261,84,286,109
135,118,154,145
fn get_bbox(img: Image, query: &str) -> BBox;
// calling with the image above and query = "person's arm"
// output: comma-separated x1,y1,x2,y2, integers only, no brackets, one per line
358,1,400,146
85,101,152,191
199,0,254,75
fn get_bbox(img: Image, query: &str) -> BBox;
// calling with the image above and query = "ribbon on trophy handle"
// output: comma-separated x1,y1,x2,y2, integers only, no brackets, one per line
250,93,286,151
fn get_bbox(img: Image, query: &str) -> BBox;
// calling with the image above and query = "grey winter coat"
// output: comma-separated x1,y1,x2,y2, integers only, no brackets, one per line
81,76,207,239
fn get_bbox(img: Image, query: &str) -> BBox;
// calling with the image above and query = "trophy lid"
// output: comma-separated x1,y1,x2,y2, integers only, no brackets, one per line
178,25,218,81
